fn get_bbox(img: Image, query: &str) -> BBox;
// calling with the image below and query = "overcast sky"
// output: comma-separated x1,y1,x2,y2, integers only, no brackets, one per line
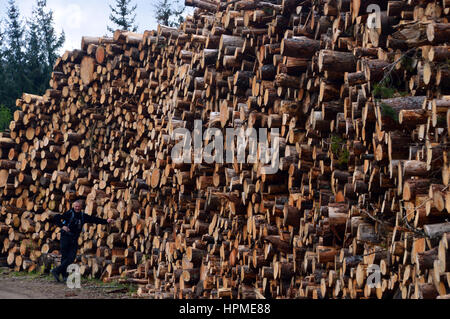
0,0,193,52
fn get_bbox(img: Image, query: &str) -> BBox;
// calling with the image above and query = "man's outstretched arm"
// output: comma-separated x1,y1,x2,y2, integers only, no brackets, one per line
83,214,114,225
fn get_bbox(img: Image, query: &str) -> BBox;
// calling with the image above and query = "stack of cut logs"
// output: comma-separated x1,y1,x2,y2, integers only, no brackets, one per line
1,0,450,299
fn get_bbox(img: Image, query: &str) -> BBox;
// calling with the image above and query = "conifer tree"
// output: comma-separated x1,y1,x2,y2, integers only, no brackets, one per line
108,0,138,33
3,0,25,111
24,8,44,95
0,0,64,117
0,24,10,130
27,0,64,93
154,0,185,27
0,22,6,105
34,0,65,71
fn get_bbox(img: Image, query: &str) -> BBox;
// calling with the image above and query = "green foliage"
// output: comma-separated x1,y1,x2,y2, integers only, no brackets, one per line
8,269,51,279
338,148,350,166
373,50,418,101
401,55,415,73
330,135,349,167
380,102,398,122
372,79,404,100
0,0,64,114
154,0,185,27
0,105,12,131
437,115,446,127
33,0,65,75
10,271,29,277
372,82,396,99
83,276,137,295
39,264,47,274
330,135,343,156
3,0,26,110
263,7,274,15
372,73,408,124
108,0,138,33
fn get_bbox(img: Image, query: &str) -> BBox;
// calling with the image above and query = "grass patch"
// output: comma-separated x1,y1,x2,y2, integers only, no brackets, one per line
0,267,10,275
81,276,138,295
82,276,111,286
10,271,29,277
3,267,138,296
10,269,50,280
116,282,138,296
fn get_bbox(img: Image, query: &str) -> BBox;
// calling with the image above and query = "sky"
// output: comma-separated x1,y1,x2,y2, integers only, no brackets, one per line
0,0,193,52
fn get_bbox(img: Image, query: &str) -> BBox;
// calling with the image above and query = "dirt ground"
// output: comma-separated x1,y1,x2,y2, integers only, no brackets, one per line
0,267,137,299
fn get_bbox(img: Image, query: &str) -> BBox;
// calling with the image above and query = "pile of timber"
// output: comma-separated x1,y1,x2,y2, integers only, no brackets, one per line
1,0,450,299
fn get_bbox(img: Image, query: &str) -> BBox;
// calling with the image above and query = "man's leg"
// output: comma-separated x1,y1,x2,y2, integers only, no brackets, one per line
53,235,75,280
52,235,70,281
61,241,78,281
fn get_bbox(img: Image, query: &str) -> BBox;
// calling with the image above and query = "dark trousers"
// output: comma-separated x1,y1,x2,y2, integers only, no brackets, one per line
54,233,78,278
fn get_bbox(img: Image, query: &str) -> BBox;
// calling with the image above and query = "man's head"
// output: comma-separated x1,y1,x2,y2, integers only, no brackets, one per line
73,201,82,212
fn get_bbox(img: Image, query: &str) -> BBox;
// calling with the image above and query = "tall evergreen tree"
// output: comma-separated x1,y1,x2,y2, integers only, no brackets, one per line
24,7,44,95
108,0,138,33
26,0,64,94
0,20,6,104
0,21,4,65
0,21,10,130
3,0,25,111
34,0,65,72
154,0,185,27
0,0,64,121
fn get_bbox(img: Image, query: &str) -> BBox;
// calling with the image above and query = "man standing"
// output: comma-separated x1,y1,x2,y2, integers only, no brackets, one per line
51,200,115,283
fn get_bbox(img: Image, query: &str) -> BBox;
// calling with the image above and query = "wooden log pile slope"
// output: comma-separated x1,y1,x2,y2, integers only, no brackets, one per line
1,0,450,299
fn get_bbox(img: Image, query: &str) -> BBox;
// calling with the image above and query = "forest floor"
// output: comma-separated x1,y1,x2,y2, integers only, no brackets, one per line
0,267,138,299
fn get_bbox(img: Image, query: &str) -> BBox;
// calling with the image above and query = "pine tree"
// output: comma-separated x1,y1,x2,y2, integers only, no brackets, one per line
0,21,5,101
3,0,25,111
0,0,64,114
154,0,185,27
108,0,138,33
30,0,65,91
0,21,4,63
24,6,44,95
0,22,8,123
0,26,11,132
35,1,65,70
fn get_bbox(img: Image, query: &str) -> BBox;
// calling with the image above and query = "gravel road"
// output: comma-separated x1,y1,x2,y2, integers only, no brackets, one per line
0,268,134,299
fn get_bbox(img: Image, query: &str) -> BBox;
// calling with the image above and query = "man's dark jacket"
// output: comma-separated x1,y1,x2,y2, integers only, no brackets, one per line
52,209,108,239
